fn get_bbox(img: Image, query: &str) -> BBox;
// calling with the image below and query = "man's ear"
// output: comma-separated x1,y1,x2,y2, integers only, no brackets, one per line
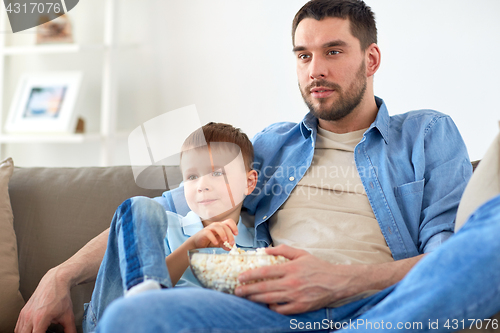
365,43,381,77
245,170,258,195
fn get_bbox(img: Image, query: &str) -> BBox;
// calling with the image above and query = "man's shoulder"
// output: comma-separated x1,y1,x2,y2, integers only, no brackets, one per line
385,108,465,153
250,121,307,161
390,109,453,134
251,121,305,150
391,109,449,123
252,121,300,140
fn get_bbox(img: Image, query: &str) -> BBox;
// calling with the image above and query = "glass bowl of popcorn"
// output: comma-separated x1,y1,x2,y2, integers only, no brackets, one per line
188,245,289,294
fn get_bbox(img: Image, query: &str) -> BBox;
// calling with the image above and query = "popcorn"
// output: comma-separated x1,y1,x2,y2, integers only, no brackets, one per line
189,246,289,294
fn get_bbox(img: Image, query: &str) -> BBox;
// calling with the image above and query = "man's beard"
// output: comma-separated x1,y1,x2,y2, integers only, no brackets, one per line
300,61,367,122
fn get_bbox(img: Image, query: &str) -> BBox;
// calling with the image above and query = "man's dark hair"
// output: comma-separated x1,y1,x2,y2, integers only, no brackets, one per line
292,0,377,50
181,122,254,171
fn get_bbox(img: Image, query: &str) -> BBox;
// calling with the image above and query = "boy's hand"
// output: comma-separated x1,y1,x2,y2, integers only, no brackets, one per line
190,219,238,250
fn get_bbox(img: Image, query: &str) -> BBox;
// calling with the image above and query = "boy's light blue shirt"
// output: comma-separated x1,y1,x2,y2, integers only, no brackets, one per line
165,211,255,287
157,97,472,261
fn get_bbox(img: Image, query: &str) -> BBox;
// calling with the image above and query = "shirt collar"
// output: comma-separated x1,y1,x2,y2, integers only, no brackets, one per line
369,96,390,144
181,211,254,248
181,211,204,236
299,96,390,144
300,112,318,139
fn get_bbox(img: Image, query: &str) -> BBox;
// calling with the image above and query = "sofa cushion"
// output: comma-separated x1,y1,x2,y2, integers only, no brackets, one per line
10,166,171,332
0,158,25,332
456,131,500,231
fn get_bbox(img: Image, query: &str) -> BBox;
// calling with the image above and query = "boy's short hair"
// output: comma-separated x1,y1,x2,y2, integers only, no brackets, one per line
181,122,254,171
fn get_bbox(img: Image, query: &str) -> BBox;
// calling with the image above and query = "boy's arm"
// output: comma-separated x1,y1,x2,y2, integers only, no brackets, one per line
166,219,239,286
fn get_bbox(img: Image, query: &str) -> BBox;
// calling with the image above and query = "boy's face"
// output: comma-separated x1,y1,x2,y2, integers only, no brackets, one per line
181,144,250,223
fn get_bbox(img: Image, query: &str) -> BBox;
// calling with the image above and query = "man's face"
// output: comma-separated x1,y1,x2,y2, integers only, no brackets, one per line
181,145,248,222
294,17,368,121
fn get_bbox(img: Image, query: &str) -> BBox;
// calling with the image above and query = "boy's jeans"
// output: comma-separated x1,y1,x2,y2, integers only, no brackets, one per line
82,197,173,333
94,194,500,333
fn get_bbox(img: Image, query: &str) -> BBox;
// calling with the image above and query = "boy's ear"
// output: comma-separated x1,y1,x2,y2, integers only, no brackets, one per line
245,170,258,195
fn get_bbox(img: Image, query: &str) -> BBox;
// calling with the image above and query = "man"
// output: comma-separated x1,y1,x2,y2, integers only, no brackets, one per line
16,0,489,332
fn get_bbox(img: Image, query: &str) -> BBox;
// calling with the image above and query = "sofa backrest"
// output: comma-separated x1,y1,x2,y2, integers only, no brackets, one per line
9,165,181,332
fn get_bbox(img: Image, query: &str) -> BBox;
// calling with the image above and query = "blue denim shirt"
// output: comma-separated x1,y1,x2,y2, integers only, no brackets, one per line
157,97,472,261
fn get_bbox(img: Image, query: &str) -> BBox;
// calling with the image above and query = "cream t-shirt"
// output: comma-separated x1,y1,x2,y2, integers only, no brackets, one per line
269,126,394,265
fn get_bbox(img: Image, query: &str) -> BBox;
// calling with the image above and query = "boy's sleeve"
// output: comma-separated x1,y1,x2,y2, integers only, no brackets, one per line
153,186,190,216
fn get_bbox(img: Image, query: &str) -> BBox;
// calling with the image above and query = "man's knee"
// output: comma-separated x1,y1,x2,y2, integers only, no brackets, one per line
96,289,205,332
96,297,137,332
461,194,500,232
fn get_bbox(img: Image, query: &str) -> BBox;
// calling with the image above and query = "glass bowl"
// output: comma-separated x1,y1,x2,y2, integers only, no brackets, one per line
188,248,288,294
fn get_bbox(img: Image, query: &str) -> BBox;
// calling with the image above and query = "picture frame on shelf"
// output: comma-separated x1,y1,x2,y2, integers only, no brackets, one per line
5,72,82,134
36,14,74,44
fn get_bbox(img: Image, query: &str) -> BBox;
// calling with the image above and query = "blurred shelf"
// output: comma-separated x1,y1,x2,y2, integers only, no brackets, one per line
0,43,139,55
0,131,130,143
0,133,102,143
0,44,104,55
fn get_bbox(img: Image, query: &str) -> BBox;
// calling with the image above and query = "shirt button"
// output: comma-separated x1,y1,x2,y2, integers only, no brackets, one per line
289,176,295,181
370,182,374,188
263,216,267,220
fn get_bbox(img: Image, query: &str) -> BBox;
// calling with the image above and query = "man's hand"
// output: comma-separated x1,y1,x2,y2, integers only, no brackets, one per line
15,267,77,333
235,244,363,314
16,228,108,333
234,244,424,315
190,219,238,250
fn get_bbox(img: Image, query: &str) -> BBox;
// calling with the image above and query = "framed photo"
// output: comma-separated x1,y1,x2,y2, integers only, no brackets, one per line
5,72,82,134
36,14,74,45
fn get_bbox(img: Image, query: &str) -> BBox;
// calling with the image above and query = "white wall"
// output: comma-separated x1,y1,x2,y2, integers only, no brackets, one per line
370,0,500,161
4,0,500,166
155,0,500,162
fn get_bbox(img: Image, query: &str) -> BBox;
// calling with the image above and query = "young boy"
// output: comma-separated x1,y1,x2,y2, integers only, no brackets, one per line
83,122,258,333
161,122,258,287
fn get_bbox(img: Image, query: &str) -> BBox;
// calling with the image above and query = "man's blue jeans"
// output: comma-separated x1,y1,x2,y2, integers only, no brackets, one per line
82,197,173,333
95,194,500,333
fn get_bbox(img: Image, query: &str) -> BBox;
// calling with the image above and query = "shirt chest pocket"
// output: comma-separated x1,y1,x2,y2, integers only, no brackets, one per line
394,179,425,225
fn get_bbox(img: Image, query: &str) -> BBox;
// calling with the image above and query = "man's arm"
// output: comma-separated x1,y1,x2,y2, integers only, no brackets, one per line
235,244,425,315
15,228,109,333
417,115,472,253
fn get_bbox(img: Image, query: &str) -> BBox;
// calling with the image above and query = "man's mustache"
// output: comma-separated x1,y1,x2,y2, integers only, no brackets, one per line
304,79,341,93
